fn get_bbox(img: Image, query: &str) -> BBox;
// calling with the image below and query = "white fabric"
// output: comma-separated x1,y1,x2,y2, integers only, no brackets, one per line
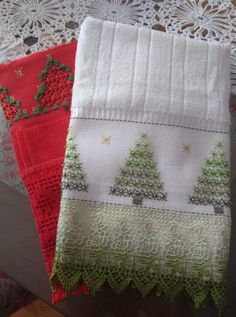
65,17,231,217
72,17,230,132
68,119,230,215
53,18,231,305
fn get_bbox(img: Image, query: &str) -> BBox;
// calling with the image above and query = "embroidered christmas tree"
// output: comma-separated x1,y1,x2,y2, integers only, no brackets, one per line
189,141,230,214
33,55,74,115
0,86,29,125
110,133,167,205
62,131,88,191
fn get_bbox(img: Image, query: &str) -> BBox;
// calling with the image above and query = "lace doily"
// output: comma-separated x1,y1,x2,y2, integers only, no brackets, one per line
0,23,25,64
0,0,236,90
0,0,236,84
0,0,236,191
159,0,235,42
158,0,236,94
0,0,162,61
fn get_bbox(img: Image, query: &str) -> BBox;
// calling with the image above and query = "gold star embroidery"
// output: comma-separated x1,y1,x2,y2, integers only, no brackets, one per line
102,136,111,144
14,67,24,78
47,54,52,60
183,144,190,153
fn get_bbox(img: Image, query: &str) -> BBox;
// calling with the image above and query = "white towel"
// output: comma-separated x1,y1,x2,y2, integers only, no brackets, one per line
52,17,231,313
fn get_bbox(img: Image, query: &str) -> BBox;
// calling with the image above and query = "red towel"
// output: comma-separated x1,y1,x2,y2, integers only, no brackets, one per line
0,42,89,303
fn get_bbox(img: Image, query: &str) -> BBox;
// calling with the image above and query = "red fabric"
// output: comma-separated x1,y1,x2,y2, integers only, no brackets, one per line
0,42,89,303
230,104,236,112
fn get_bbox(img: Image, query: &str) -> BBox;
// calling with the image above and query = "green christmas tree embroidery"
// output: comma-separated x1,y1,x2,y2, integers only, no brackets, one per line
189,141,230,214
62,131,88,191
34,55,73,114
110,133,167,206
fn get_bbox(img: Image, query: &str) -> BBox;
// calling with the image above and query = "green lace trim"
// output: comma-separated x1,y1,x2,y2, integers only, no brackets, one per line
52,200,230,314
52,248,227,314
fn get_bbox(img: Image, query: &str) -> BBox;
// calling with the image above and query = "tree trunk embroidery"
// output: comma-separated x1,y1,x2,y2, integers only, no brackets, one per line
189,141,230,214
110,133,167,205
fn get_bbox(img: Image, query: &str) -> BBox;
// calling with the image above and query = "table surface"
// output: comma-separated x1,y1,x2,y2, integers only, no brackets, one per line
0,180,235,317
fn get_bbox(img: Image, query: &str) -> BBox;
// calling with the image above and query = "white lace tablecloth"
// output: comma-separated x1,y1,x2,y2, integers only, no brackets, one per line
0,0,236,190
